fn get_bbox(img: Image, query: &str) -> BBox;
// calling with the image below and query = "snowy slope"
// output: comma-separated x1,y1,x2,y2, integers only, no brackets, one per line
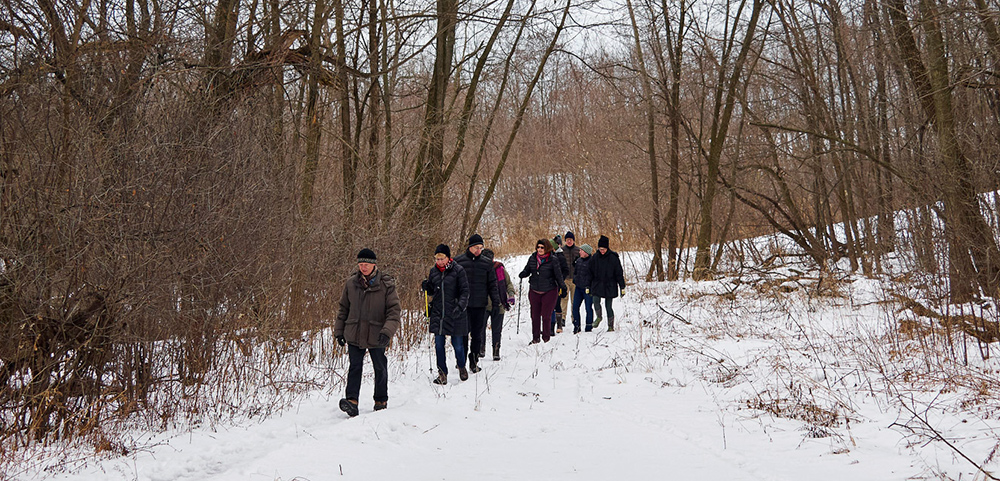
23,253,1000,481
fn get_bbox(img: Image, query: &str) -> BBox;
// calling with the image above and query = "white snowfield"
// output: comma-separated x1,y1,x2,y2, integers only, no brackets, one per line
34,252,1000,481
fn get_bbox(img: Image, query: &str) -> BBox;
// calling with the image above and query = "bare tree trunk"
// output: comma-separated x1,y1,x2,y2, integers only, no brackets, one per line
203,0,240,97
364,0,384,224
291,0,326,324
886,0,1000,301
692,0,765,280
626,0,663,282
411,0,458,239
664,0,686,281
334,0,356,233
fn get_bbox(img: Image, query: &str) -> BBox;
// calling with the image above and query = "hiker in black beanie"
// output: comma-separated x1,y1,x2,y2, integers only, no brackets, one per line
454,234,502,373
335,248,401,416
587,235,626,332
422,244,471,385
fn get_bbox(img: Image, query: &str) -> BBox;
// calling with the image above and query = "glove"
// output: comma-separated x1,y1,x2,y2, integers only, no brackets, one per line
559,287,567,298
421,279,431,293
508,297,516,306
620,288,626,297
336,335,346,346
377,333,391,348
585,288,590,295
519,271,529,279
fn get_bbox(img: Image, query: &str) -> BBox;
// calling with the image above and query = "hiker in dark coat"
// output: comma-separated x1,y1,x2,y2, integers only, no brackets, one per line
454,234,502,373
549,237,570,334
572,244,595,332
562,232,581,323
335,248,402,417
484,249,516,360
587,235,626,332
422,244,471,385
519,239,566,343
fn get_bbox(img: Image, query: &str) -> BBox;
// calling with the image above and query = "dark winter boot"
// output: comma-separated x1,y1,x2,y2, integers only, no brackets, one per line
459,366,469,381
433,371,447,385
479,344,486,358
607,318,615,332
469,352,481,373
339,398,359,417
374,401,387,411
493,343,501,361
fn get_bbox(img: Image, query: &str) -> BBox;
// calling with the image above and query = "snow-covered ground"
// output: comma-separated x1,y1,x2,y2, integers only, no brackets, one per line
21,252,1000,481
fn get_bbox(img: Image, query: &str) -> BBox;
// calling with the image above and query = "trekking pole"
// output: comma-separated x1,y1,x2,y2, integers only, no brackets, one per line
425,290,433,373
517,278,522,334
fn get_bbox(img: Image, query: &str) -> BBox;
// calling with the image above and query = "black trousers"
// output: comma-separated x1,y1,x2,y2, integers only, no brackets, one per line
465,307,487,357
488,305,505,347
346,344,388,402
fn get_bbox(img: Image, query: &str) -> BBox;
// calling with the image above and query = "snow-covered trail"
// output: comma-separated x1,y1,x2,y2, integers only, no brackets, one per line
48,305,922,481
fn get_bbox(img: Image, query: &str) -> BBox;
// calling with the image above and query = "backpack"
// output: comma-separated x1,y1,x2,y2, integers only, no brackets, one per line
493,261,511,309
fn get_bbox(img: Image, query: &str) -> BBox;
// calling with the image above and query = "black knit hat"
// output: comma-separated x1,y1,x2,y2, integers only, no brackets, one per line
468,234,484,247
435,244,451,258
357,248,377,264
598,235,610,249
565,231,575,240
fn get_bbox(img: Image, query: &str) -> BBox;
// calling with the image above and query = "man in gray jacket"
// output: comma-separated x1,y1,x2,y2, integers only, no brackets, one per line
335,248,401,417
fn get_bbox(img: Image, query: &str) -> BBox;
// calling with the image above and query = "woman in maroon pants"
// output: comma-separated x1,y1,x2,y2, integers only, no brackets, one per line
518,239,566,343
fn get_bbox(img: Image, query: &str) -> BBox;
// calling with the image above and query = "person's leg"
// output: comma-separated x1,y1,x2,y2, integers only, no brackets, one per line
561,279,574,330
346,344,365,401
540,289,559,342
572,286,585,332
479,309,489,357
490,305,504,357
466,307,486,370
434,334,448,375
528,290,542,342
584,292,594,331
370,347,388,403
452,335,467,368
593,296,604,328
555,293,565,332
606,297,616,330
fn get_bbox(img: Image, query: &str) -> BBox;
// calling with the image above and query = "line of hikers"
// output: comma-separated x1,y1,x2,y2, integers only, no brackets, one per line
331,233,626,416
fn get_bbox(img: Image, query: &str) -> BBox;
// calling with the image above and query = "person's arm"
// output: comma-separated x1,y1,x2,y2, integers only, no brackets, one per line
381,276,402,339
457,266,471,312
487,261,502,308
334,281,350,337
554,258,567,293
615,255,626,293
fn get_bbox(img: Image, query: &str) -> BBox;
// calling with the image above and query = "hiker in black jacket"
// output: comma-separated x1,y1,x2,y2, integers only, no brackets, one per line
549,237,570,334
483,249,516,361
454,234,502,374
422,244,471,385
587,235,626,332
519,239,566,343
561,232,582,331
572,244,595,332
